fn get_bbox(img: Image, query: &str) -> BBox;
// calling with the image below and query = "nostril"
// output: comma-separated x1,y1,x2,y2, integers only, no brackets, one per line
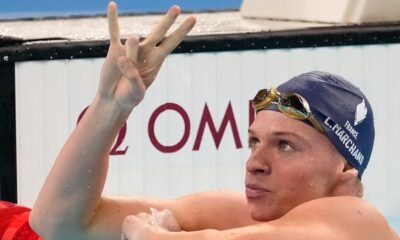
246,163,271,175
246,155,271,175
251,168,270,175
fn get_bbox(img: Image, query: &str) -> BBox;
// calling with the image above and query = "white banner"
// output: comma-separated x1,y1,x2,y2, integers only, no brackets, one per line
15,45,400,232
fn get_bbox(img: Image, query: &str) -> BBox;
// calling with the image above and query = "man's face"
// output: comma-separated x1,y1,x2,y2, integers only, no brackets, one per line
245,110,343,221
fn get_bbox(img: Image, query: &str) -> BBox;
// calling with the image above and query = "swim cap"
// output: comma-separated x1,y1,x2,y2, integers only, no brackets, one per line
264,71,375,178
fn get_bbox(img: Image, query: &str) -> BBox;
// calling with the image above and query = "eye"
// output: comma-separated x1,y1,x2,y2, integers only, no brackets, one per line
278,140,294,152
248,137,259,149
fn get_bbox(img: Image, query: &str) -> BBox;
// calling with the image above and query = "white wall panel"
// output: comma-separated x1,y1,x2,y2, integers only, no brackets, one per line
15,45,400,232
15,59,103,204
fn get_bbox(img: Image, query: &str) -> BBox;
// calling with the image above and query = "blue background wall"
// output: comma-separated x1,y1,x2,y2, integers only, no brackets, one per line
0,0,242,19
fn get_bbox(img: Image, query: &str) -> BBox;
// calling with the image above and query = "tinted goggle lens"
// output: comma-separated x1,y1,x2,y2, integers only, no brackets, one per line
279,94,309,118
253,88,278,110
252,88,324,133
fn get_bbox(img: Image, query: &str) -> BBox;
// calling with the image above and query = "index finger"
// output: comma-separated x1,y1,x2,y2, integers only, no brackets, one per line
107,1,121,44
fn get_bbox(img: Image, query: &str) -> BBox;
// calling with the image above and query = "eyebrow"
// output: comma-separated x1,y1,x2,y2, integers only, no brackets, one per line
272,131,308,142
248,128,308,143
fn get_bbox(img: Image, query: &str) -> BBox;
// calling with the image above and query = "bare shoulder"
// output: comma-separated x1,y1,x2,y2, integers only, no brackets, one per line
281,196,398,239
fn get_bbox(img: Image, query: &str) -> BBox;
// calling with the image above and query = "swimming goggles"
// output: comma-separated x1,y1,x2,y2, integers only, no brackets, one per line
252,88,324,133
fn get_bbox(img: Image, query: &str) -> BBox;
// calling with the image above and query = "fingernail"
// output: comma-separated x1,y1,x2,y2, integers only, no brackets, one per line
170,5,181,15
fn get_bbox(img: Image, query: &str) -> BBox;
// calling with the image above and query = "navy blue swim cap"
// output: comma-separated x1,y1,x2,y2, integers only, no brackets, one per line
264,71,375,178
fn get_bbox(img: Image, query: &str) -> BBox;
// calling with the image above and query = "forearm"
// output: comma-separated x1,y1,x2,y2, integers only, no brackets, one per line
160,225,282,240
164,229,224,240
163,228,260,240
122,216,270,240
30,96,130,234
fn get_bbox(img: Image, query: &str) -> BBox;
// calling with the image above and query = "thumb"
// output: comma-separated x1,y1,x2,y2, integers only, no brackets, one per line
116,56,146,107
117,56,145,90
117,56,139,80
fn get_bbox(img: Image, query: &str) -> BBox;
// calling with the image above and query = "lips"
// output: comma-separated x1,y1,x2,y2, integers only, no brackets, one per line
245,183,272,199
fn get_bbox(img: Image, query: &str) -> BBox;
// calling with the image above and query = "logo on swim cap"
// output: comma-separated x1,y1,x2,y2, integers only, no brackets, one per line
354,99,367,126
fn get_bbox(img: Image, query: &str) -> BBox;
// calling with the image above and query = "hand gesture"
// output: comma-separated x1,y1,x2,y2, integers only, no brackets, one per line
99,1,196,111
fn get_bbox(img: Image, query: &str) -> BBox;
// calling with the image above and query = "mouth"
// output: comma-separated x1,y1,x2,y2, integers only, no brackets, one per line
245,183,272,199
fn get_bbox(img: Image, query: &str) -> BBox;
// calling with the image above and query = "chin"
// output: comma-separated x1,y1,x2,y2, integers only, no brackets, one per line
248,203,281,222
250,211,276,222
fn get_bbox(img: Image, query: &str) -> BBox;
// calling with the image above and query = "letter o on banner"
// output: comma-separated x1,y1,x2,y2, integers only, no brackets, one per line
148,103,190,153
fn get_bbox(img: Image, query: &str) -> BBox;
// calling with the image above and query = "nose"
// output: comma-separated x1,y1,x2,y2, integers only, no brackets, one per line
246,150,271,175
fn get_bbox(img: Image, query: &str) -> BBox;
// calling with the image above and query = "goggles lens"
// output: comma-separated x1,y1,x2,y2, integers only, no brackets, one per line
252,88,324,133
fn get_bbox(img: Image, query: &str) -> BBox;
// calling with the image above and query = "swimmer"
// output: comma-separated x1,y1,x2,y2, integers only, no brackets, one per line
30,2,399,240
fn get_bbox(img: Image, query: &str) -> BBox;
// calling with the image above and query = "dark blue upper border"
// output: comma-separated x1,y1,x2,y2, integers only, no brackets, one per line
0,0,241,19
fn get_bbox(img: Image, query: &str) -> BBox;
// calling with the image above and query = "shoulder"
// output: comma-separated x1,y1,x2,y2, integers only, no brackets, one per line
280,196,397,239
291,196,384,220
216,197,398,240
292,196,373,212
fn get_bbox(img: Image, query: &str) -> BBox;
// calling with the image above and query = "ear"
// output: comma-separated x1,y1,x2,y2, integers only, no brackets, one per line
331,162,362,197
340,162,359,182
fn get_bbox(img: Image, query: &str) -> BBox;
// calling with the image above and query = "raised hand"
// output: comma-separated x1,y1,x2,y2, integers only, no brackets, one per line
99,1,196,111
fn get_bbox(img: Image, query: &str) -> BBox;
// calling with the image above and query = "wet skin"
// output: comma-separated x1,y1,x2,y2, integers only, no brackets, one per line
245,110,344,221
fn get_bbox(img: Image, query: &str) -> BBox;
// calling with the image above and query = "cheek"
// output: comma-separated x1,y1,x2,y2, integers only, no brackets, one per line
285,171,310,193
279,164,329,197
